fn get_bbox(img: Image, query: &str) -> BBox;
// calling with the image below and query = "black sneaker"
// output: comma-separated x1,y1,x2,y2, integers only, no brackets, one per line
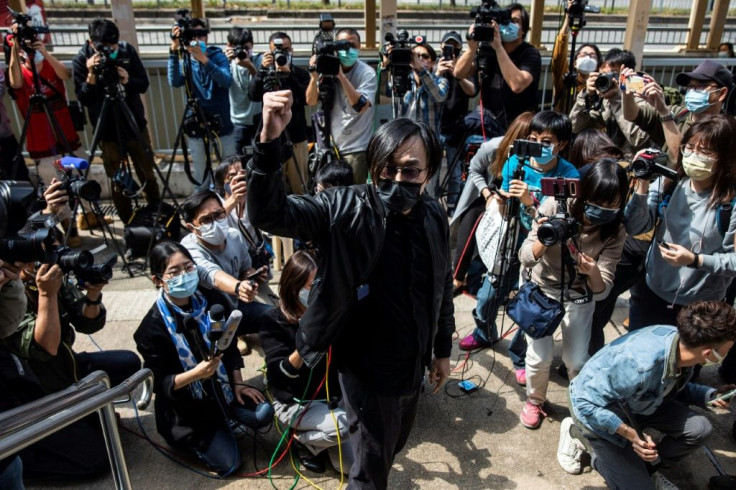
294,442,326,473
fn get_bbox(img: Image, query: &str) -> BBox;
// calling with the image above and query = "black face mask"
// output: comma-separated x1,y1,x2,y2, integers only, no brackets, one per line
376,179,422,213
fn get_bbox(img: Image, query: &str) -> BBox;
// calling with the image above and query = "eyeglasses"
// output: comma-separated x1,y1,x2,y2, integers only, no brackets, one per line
681,144,717,161
416,53,431,60
163,263,197,279
196,209,227,227
380,164,427,182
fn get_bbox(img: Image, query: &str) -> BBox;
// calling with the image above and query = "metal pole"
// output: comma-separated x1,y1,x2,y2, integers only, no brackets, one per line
99,402,131,490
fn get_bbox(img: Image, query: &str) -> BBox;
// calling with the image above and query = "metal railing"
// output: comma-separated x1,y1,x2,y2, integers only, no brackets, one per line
0,369,154,490
43,23,736,53
4,56,736,155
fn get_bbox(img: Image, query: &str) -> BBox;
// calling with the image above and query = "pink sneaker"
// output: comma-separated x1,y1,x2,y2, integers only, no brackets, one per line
515,368,527,386
458,333,491,351
520,401,546,429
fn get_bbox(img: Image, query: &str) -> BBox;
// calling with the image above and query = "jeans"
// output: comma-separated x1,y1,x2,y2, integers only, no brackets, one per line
186,132,237,191
0,456,24,490
189,427,241,476
526,285,595,405
584,401,712,489
232,123,258,156
75,350,142,388
231,400,273,428
472,259,521,344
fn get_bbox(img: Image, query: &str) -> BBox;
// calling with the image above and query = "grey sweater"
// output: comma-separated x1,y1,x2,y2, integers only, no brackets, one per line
625,178,736,304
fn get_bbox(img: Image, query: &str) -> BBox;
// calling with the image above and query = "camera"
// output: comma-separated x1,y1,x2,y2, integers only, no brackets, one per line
53,158,102,202
260,37,291,93
468,0,511,42
0,180,37,239
537,177,581,247
171,9,209,46
566,0,601,19
384,30,415,97
229,28,253,61
312,13,335,55
314,39,351,77
631,149,678,181
594,72,619,93
512,139,544,160
8,7,50,52
93,42,121,88
73,255,116,285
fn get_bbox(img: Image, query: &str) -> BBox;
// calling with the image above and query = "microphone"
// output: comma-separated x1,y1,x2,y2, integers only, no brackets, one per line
214,310,242,356
207,304,226,359
54,156,89,172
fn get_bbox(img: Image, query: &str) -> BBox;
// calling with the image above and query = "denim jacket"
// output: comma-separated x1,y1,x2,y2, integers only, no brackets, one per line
569,326,715,447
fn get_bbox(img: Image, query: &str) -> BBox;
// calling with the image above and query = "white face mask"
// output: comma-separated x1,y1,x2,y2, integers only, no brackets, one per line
196,218,228,246
576,56,597,74
703,346,726,367
298,287,309,307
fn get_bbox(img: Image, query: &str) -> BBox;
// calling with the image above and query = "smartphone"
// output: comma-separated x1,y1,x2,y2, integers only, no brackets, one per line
245,266,267,281
540,177,580,199
657,240,672,251
442,45,454,61
622,73,648,95
709,387,736,405
458,380,479,393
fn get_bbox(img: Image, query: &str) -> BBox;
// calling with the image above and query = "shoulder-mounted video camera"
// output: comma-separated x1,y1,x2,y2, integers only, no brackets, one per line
384,30,419,97
314,38,351,77
468,0,511,43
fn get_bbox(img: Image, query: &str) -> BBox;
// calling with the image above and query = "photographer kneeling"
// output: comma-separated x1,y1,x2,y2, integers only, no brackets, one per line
518,160,628,430
168,16,236,191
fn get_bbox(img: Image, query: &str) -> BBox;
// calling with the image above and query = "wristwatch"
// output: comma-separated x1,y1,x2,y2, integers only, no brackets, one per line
84,293,103,306
234,281,242,296
660,112,675,122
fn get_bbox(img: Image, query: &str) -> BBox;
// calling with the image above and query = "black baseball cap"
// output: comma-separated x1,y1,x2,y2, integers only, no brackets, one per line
676,60,734,88
441,31,463,46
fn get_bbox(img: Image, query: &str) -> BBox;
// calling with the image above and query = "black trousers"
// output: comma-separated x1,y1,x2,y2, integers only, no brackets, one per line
339,369,421,490
452,198,485,282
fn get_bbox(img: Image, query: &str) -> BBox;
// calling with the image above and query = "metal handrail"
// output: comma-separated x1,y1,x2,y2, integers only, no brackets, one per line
0,368,154,490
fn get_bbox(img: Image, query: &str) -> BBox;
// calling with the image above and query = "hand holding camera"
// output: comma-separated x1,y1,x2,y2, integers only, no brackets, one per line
36,263,63,297
170,25,182,52
508,179,533,206
186,41,208,65
43,179,70,216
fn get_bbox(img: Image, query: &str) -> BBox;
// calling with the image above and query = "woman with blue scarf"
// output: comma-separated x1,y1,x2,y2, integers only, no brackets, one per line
134,241,273,476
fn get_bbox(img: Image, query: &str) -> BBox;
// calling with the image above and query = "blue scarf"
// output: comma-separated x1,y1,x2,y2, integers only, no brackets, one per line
155,290,233,404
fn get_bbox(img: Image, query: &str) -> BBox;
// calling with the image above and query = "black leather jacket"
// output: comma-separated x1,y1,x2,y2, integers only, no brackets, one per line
247,138,455,367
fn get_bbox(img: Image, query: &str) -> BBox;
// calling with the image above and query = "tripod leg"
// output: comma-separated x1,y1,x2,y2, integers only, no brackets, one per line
11,104,35,181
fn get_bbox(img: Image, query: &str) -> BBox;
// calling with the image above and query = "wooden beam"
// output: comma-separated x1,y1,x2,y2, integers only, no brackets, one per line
528,0,544,50
707,0,729,51
365,0,376,49
8,0,27,13
623,0,651,71
686,0,708,51
379,0,396,43
190,0,204,20
111,0,139,51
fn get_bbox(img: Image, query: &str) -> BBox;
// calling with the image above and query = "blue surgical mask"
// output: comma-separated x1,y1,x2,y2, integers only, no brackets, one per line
338,47,359,68
198,41,207,52
298,287,310,307
718,51,729,58
684,88,716,114
584,203,620,226
109,49,119,60
166,270,199,298
34,50,44,65
500,23,520,43
533,143,556,165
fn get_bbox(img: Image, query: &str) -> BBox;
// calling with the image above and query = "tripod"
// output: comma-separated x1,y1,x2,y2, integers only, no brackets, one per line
167,46,222,191
83,62,182,276
557,13,586,115
10,45,74,183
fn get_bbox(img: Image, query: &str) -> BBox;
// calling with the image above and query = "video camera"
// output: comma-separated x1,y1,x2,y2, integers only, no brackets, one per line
171,9,209,46
630,149,678,181
314,39,352,77
468,0,511,43
565,0,601,20
54,157,102,202
8,7,50,52
260,37,291,93
312,13,335,55
384,30,416,97
537,177,581,246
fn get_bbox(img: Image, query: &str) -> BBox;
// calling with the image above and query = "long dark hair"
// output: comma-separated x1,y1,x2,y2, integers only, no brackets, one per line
279,251,318,324
490,111,534,178
676,114,736,209
568,129,624,168
150,241,195,287
570,158,629,241
368,118,442,184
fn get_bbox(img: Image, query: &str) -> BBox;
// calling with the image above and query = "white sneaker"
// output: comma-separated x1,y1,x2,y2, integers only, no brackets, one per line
557,417,586,474
652,472,679,490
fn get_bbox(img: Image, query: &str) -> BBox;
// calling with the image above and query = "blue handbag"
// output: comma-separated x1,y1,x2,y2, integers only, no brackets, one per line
506,280,565,340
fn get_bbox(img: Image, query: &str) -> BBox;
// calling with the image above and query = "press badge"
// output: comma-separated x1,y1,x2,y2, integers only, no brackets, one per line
357,283,370,301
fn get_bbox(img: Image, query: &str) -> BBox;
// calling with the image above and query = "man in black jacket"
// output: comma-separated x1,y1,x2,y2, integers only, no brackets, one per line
249,32,310,195
73,18,161,223
247,90,455,489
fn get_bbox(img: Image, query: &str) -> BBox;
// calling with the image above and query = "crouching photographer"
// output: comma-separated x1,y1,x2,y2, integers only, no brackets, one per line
0,182,140,480
516,160,628,430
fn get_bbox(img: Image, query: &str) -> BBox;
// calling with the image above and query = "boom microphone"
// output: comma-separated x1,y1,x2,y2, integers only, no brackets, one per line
54,156,89,172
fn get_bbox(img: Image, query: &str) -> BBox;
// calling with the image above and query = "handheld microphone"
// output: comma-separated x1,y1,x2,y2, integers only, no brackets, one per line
54,156,89,172
214,310,242,356
207,304,226,359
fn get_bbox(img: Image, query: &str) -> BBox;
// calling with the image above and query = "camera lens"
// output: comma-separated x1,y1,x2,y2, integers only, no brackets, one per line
236,49,247,60
538,220,569,247
594,75,613,93
68,179,102,202
0,234,46,263
274,52,289,67
56,248,93,272
630,157,650,178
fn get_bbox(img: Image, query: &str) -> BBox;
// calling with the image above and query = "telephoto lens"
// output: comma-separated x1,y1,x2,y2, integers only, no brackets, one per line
67,178,102,202
54,247,94,272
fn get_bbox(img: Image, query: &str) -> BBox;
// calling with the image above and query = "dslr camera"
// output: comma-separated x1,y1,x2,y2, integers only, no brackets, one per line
260,37,291,93
384,30,416,97
54,157,102,202
8,7,49,52
594,72,619,93
231,29,253,61
630,149,678,181
93,43,121,88
537,177,581,246
171,9,209,46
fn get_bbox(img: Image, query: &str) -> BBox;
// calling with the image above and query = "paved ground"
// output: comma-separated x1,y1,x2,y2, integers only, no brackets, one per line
23,215,736,490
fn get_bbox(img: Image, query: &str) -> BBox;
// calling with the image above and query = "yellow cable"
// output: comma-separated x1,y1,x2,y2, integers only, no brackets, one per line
324,348,344,489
